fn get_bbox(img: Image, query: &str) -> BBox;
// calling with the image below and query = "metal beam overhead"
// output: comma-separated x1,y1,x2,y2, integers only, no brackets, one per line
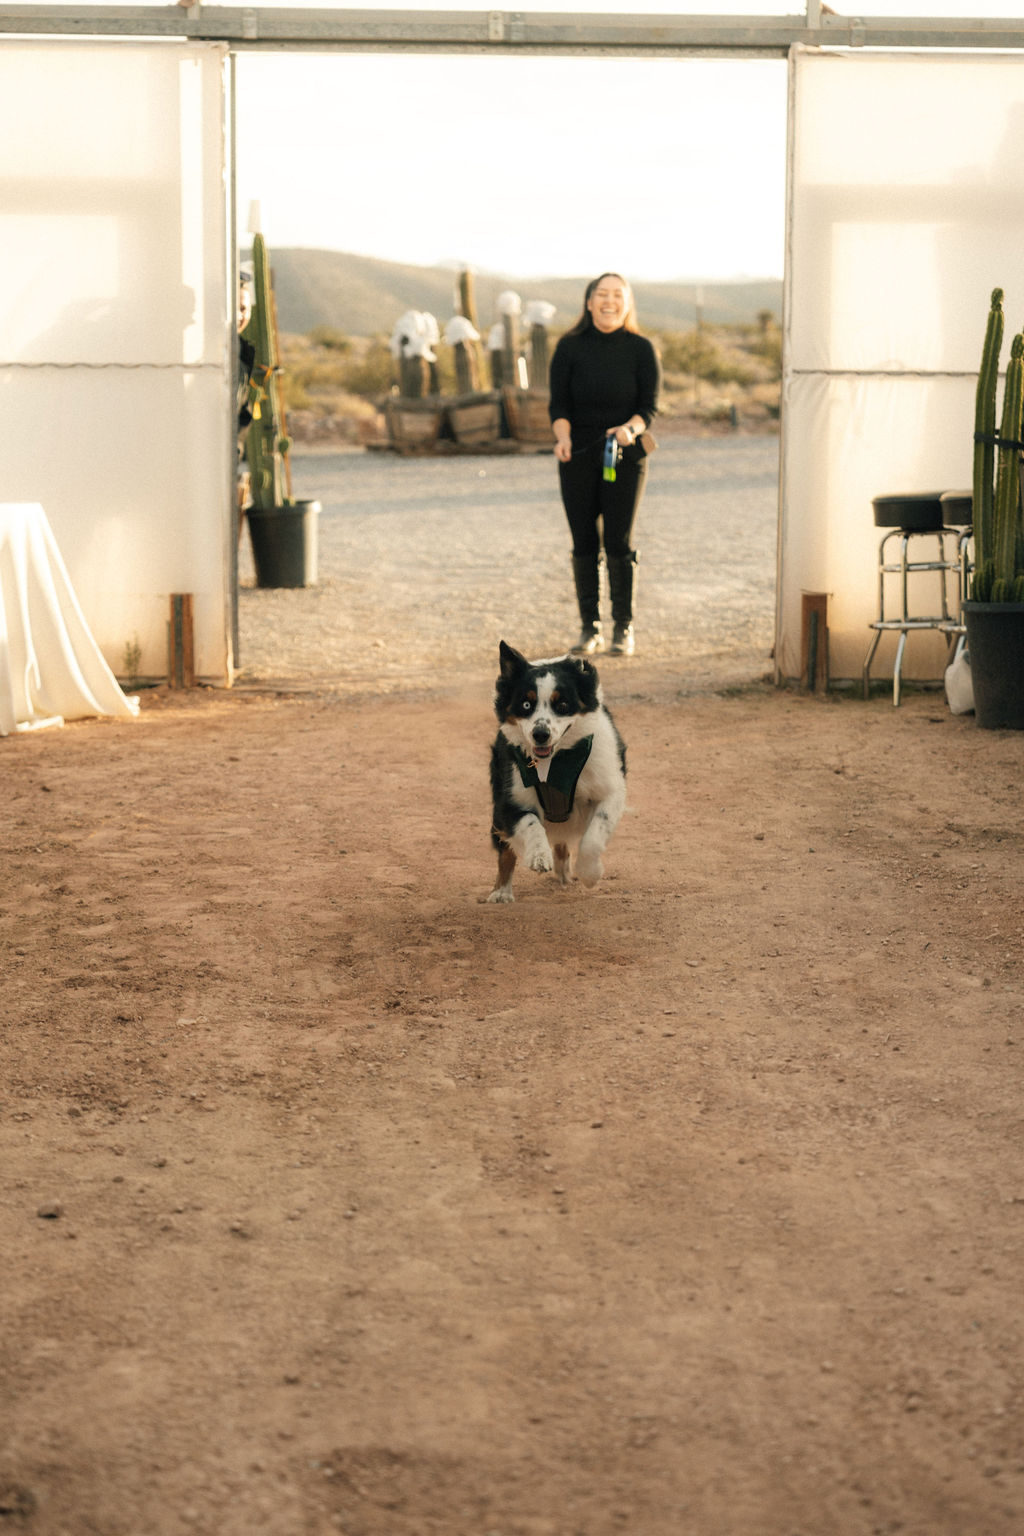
2,8,1024,58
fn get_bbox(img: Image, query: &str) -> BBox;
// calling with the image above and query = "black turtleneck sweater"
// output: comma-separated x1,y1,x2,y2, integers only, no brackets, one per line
548,325,660,438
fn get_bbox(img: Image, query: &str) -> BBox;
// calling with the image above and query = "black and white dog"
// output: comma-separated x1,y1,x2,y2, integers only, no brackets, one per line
487,640,627,904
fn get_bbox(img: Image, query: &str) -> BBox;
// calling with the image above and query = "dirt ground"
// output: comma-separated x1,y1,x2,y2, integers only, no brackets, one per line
2,664,1023,1536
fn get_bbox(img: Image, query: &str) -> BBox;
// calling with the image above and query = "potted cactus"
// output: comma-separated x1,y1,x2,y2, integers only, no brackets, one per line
384,310,444,452
242,231,320,587
443,314,503,448
963,287,1024,727
507,298,558,443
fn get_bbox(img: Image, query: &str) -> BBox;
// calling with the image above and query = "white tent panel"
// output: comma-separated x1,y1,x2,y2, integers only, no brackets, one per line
779,47,1024,684
1,368,229,678
781,371,976,684
0,40,232,683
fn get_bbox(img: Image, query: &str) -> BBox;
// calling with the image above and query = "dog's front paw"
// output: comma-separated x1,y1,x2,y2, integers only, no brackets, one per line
576,850,604,888
520,824,554,874
486,886,515,904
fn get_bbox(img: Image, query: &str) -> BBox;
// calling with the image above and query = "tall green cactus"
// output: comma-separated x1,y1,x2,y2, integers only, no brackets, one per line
243,232,292,512
971,288,1024,603
457,269,479,330
972,287,1003,581
991,333,1024,601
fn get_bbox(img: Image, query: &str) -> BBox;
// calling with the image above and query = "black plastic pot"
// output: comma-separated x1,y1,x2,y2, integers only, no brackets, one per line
963,600,1024,729
247,499,320,588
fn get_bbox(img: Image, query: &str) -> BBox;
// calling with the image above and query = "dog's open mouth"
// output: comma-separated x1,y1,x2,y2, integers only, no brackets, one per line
530,743,553,780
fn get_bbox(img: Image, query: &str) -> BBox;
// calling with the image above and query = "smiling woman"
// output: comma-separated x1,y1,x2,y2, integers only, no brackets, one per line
548,273,661,657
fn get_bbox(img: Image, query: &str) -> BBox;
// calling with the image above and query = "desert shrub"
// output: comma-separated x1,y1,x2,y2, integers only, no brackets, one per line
283,374,313,411
657,327,759,386
748,327,782,373
280,333,395,401
275,340,333,409
308,325,351,353
341,338,397,397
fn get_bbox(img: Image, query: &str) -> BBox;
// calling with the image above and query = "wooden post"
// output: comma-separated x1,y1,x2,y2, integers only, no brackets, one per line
168,593,195,689
800,591,829,692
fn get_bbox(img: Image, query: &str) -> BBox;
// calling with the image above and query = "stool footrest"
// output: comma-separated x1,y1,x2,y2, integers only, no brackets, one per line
879,560,959,575
869,618,952,631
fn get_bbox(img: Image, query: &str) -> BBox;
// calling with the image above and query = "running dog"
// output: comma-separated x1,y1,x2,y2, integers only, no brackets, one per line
487,640,627,903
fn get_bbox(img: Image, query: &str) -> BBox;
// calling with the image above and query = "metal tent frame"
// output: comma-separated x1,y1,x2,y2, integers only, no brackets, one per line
2,6,1024,58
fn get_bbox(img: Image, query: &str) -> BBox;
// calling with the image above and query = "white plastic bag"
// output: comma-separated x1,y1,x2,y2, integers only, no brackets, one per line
945,645,974,715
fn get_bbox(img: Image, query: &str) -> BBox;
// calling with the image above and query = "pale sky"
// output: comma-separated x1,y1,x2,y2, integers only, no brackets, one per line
232,0,1024,281
236,52,789,282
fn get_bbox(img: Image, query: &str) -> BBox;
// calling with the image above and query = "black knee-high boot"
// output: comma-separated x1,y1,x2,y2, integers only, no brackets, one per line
607,552,638,655
570,555,604,654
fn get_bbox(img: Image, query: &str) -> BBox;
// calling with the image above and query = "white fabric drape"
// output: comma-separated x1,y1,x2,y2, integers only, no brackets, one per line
0,504,139,735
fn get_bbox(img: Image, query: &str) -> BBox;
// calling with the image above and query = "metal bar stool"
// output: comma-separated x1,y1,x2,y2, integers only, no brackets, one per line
937,490,973,666
862,491,971,705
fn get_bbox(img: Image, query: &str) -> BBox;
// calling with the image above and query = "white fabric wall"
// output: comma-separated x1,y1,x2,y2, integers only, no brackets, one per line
0,41,232,683
779,46,1024,684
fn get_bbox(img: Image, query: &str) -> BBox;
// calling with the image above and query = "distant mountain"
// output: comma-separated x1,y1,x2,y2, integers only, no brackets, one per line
255,247,783,337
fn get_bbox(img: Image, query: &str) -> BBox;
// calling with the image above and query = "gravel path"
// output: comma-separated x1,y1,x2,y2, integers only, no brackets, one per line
237,435,779,697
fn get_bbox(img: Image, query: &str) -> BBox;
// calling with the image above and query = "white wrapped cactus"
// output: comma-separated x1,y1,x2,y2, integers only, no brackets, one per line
524,298,556,388
389,309,438,361
445,314,483,394
444,315,480,346
524,300,556,327
390,309,439,396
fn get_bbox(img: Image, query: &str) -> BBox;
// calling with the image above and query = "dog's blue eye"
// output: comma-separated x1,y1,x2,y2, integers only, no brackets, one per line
519,699,533,714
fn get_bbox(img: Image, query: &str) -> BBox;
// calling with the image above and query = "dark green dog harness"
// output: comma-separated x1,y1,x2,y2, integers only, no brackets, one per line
511,737,593,823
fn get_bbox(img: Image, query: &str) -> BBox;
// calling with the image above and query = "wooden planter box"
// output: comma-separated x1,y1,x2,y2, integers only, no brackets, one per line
446,390,503,447
503,387,552,445
384,397,444,452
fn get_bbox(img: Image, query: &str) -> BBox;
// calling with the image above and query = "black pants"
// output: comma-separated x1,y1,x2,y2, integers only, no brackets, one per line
557,438,648,560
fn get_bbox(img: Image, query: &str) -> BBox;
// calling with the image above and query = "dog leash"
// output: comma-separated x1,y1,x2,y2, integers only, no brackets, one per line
567,432,636,459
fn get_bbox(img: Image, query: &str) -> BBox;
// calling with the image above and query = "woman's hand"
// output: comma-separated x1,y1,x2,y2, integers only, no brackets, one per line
554,438,572,463
610,422,639,448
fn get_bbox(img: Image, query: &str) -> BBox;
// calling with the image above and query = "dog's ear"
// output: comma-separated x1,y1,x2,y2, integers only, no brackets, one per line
498,641,529,679
571,656,601,710
495,641,526,721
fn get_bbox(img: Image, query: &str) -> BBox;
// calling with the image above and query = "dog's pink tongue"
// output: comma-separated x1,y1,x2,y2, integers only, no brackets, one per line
532,753,552,782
